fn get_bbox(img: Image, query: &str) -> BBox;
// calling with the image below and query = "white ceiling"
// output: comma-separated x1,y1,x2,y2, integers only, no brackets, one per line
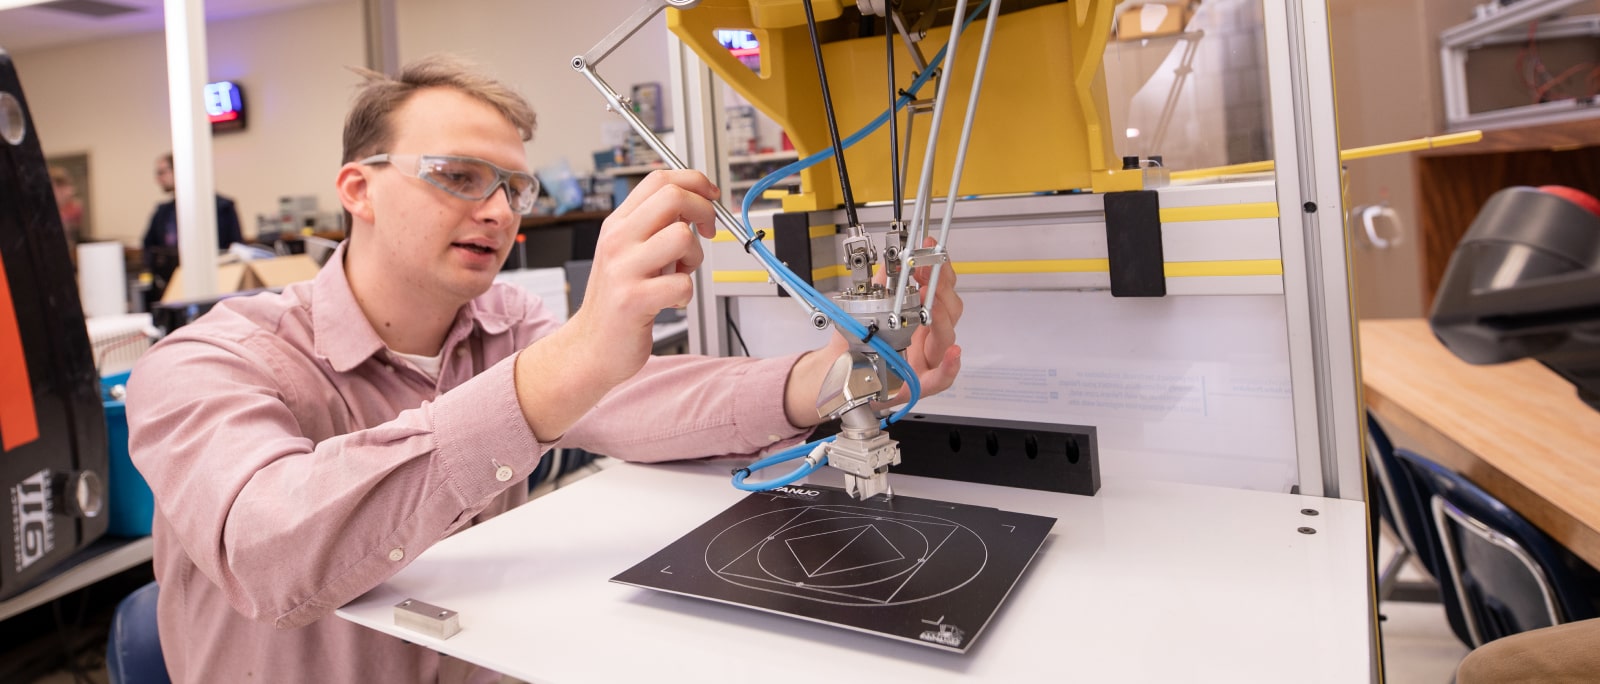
0,0,347,53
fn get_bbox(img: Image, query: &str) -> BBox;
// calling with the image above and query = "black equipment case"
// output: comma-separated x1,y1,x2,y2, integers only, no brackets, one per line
0,49,110,601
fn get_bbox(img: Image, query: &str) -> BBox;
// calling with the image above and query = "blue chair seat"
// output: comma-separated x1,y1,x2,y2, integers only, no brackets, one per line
107,580,170,684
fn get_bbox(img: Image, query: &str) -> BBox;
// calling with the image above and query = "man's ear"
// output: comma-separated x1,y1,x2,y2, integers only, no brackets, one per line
336,164,376,224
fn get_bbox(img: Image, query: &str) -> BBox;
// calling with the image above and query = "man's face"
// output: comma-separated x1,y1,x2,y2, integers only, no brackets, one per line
155,159,174,193
51,175,75,206
354,88,526,307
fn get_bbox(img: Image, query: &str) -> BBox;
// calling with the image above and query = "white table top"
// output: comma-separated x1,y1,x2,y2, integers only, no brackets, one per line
338,463,1372,683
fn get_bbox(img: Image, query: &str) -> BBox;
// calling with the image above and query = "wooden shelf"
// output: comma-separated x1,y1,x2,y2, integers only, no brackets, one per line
520,209,610,231
601,163,668,177
1424,118,1600,157
1414,126,1600,305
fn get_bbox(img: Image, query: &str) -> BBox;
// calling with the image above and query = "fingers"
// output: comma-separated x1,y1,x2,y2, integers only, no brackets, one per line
876,344,962,408
585,171,719,326
611,170,720,226
607,182,718,246
642,221,704,276
935,274,964,323
919,302,957,370
919,252,963,326
606,220,701,298
637,271,696,310
916,345,963,396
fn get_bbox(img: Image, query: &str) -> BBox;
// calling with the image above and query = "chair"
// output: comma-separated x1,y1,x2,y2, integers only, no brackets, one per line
1395,449,1600,647
106,581,170,684
1365,414,1446,594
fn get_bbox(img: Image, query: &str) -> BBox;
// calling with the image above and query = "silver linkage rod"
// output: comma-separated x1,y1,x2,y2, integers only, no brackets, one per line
893,0,970,327
921,0,1000,319
584,0,698,68
573,56,815,313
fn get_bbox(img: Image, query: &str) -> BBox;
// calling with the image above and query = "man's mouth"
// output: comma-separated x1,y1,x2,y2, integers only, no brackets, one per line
453,242,496,255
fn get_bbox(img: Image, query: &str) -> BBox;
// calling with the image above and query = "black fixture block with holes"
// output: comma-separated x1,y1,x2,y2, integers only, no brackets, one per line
876,414,1099,496
0,51,111,600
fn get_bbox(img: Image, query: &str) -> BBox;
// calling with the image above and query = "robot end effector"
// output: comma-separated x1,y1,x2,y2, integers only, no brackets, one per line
813,253,931,500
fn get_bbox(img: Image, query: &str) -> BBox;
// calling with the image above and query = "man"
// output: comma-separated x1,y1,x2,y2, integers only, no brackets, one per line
141,152,245,300
49,165,83,252
126,55,962,684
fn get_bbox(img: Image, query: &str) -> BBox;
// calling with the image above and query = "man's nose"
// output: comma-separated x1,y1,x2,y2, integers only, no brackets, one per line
477,182,517,225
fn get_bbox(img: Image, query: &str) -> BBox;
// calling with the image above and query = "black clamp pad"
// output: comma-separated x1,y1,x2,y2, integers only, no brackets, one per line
1104,190,1166,298
772,212,815,298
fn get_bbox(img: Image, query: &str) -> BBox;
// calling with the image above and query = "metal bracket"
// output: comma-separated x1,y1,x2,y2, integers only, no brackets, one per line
584,0,701,67
905,247,948,269
891,7,930,72
394,598,461,640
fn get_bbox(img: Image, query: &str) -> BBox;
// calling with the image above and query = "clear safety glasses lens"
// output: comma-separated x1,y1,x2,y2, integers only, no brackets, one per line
363,154,539,215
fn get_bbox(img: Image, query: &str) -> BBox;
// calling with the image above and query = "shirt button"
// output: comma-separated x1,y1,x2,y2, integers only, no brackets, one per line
388,547,405,562
495,465,514,482
767,434,782,444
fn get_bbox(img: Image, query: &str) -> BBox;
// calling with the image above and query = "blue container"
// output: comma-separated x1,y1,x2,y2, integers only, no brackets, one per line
101,370,154,537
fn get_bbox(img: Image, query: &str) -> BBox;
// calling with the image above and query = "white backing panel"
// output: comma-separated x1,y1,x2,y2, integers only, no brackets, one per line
735,291,1299,493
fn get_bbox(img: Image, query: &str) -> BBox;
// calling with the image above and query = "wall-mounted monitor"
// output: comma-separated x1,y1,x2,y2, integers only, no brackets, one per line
204,81,246,132
715,29,760,73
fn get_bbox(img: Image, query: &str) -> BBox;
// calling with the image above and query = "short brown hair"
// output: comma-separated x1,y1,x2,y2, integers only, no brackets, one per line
342,54,537,165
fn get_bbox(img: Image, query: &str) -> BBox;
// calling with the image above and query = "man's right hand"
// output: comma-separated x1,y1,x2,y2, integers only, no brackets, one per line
513,170,720,441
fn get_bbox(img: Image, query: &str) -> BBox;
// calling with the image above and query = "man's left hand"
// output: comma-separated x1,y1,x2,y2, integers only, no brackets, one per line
784,238,964,428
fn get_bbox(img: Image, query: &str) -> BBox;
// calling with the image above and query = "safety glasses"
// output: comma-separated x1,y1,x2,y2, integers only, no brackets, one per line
361,153,540,215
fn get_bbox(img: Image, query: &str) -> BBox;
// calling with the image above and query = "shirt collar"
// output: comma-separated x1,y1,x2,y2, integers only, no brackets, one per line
312,243,386,372
312,242,518,372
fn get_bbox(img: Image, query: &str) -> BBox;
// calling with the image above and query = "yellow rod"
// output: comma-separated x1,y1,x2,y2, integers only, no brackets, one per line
1170,160,1275,180
1170,131,1484,181
1339,131,1484,162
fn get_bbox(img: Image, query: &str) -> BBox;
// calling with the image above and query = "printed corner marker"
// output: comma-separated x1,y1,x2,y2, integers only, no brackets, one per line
0,252,39,451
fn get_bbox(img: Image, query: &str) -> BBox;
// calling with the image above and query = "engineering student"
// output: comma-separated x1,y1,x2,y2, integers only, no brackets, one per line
126,54,963,683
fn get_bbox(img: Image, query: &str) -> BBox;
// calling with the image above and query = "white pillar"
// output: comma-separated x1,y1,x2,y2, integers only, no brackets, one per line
363,0,399,75
164,0,219,299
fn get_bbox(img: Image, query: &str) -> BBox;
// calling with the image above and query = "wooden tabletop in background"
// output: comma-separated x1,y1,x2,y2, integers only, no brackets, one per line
1360,318,1600,569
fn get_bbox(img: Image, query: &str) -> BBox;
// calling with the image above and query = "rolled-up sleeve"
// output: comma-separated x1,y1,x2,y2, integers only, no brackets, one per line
128,334,546,630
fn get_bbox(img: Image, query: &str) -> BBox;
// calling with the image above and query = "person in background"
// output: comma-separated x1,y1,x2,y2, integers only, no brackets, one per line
125,55,963,683
141,152,244,301
49,165,83,254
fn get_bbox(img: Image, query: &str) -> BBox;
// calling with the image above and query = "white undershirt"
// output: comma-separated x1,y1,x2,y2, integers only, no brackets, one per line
391,349,445,383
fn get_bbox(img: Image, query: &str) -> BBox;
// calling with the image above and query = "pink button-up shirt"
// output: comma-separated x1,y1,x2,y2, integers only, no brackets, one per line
126,247,808,683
